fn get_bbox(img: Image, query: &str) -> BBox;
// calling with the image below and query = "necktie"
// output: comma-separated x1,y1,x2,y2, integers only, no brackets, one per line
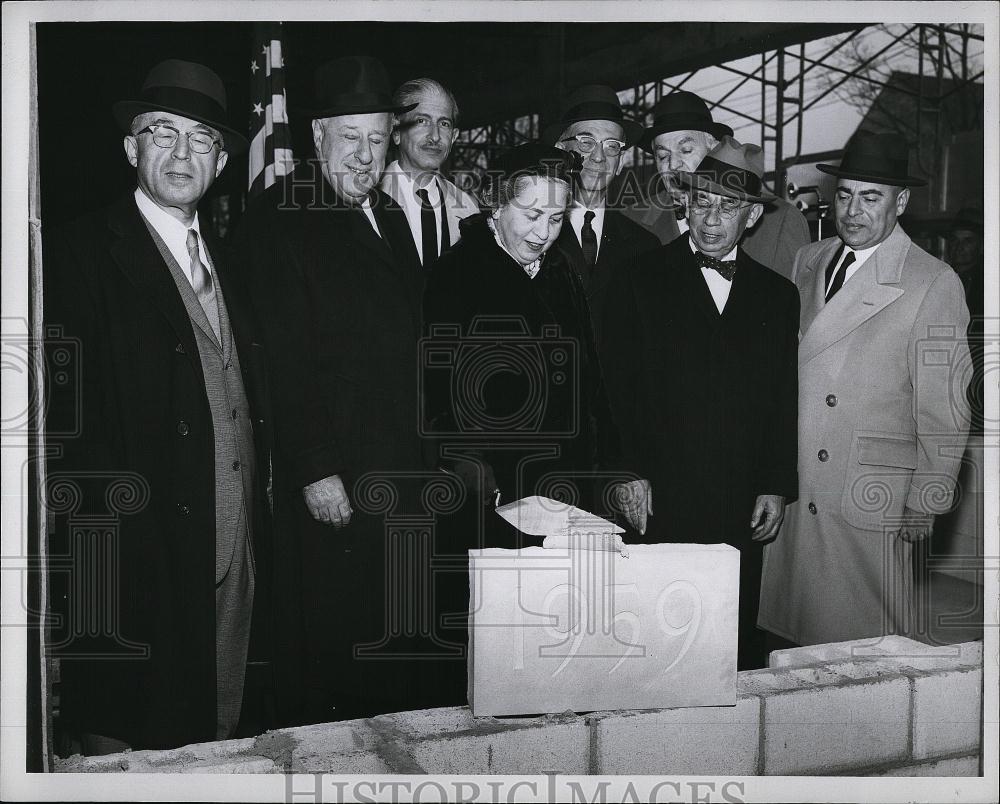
186,229,220,339
416,187,438,267
694,250,737,281
825,248,856,302
581,210,598,266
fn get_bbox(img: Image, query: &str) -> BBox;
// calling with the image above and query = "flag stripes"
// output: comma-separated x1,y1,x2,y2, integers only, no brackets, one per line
249,22,294,196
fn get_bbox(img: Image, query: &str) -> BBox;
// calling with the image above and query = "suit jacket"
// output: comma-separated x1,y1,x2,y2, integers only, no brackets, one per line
378,160,480,253
43,193,272,750
555,207,660,346
758,224,972,645
601,233,800,546
233,172,427,722
624,189,811,280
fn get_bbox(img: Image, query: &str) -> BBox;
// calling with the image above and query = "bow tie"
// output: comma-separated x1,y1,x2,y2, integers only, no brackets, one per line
695,251,737,281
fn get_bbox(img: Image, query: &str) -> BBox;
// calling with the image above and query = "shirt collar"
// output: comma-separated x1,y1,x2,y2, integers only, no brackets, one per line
390,160,441,201
134,186,201,238
688,234,737,263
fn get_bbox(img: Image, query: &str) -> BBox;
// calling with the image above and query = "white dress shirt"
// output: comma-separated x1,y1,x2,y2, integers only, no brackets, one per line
689,236,737,313
134,187,212,286
824,241,879,295
360,196,382,237
568,203,605,260
385,160,441,260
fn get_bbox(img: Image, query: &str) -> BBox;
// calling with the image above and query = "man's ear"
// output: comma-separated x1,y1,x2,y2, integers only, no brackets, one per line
392,129,401,146
311,119,325,156
745,202,764,229
123,135,138,168
214,149,229,178
895,187,911,215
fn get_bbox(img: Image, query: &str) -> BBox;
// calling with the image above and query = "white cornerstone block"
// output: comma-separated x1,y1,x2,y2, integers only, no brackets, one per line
468,542,739,716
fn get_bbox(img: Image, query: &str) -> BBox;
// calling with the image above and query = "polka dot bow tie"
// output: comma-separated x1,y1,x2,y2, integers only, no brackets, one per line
695,251,737,281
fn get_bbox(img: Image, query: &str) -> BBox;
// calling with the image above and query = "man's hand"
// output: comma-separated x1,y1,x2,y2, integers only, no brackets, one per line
441,456,500,507
750,494,786,543
302,474,352,527
614,479,653,535
898,506,934,542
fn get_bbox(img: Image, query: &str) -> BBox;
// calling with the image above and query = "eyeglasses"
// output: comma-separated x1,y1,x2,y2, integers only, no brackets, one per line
689,194,749,219
560,134,626,157
135,124,221,154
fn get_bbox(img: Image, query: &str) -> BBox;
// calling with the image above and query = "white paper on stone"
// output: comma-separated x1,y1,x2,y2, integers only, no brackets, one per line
467,543,739,716
495,495,627,555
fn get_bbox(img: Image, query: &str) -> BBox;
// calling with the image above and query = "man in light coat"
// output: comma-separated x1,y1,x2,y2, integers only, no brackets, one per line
758,131,971,647
379,77,478,267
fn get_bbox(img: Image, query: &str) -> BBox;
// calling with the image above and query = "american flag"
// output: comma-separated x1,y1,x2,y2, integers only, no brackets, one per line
248,22,294,196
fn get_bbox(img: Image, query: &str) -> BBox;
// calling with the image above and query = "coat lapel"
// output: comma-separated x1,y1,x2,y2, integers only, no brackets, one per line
590,211,625,300
107,195,201,369
797,238,841,336
798,226,910,367
676,235,723,324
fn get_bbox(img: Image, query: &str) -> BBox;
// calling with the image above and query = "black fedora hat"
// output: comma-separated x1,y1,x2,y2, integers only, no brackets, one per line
677,135,776,203
637,91,733,154
541,84,645,149
113,59,248,154
298,56,417,118
817,131,927,187
491,141,581,180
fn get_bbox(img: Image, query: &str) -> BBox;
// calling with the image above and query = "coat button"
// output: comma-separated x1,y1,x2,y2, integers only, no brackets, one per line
232,460,241,471
808,502,817,515
176,421,190,436
232,409,239,420
177,503,190,516
826,394,837,407
175,343,186,354
818,449,829,462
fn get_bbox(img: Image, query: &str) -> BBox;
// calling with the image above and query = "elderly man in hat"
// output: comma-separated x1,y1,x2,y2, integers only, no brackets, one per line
44,59,270,752
235,56,429,723
379,78,479,267
626,91,811,281
602,136,800,669
758,131,971,648
545,84,659,343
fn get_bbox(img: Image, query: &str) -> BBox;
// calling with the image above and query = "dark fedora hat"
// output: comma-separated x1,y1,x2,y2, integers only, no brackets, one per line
541,84,645,149
113,59,248,154
638,91,733,154
298,55,417,118
817,130,927,187
677,135,776,203
491,141,581,180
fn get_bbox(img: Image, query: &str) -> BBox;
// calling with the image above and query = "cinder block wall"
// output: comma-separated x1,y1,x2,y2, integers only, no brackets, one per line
55,637,984,776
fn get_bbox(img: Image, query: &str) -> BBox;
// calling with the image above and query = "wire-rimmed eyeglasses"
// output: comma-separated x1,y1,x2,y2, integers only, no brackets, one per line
134,124,221,154
688,194,750,219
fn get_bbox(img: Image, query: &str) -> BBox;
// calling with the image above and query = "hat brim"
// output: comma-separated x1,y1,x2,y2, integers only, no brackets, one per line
113,100,249,155
541,116,645,149
638,119,734,154
677,170,776,203
294,101,418,119
816,163,928,187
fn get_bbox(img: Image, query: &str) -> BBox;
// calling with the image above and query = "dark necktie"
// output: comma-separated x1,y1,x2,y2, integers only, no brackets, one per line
694,250,737,281
825,247,856,302
581,210,598,267
415,187,438,267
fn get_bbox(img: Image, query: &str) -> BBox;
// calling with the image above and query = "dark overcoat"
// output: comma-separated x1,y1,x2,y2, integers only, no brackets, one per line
43,194,272,750
555,208,660,348
233,173,428,722
601,233,799,667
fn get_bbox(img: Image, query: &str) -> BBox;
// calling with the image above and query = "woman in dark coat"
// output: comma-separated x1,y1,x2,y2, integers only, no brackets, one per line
420,143,619,704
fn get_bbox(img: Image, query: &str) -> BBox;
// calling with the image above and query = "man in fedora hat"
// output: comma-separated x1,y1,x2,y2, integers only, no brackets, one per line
758,131,971,648
603,136,799,669
44,59,272,752
235,55,430,723
378,78,479,268
545,84,659,344
625,91,811,281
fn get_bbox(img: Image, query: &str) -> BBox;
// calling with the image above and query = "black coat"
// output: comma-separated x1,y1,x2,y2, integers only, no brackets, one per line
423,215,617,512
601,233,799,544
43,194,272,750
555,208,659,347
234,174,427,722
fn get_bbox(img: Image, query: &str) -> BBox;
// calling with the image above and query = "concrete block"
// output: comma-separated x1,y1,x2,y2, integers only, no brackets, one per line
174,757,277,773
912,668,983,759
762,677,910,775
407,721,590,774
865,755,980,776
290,747,394,774
469,544,739,716
286,719,390,773
590,695,761,775
770,636,982,670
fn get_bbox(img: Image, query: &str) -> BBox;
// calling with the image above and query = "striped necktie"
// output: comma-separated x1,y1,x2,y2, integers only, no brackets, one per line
186,229,220,339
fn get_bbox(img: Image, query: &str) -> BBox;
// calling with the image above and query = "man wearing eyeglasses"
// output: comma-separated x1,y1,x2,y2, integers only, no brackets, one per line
602,137,799,670
379,78,479,267
43,60,271,753
546,85,659,345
